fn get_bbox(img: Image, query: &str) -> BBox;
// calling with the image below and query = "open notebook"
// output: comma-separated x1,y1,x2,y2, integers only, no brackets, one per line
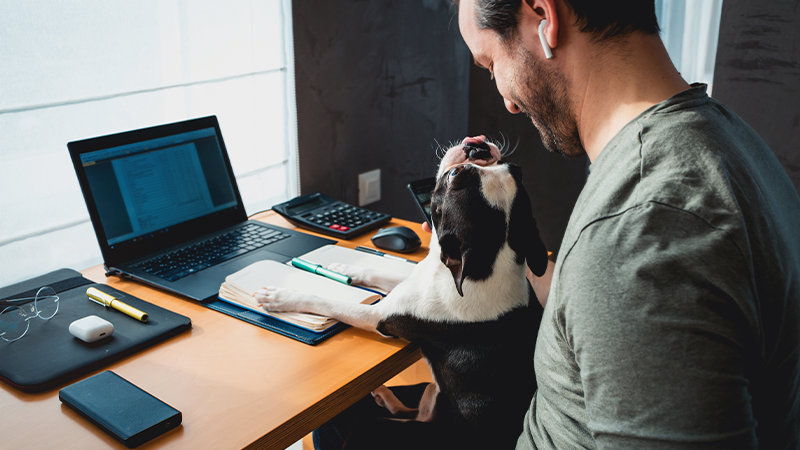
218,245,416,332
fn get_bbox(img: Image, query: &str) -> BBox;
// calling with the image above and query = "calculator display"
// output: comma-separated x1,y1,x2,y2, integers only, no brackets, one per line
287,197,325,215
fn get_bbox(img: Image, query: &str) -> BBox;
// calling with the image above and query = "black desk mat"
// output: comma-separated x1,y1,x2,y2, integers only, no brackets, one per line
0,268,191,392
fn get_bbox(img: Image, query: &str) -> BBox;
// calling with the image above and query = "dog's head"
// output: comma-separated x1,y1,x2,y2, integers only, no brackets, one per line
431,137,548,296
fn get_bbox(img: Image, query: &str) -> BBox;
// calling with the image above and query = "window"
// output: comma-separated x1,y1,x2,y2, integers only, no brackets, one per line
656,0,724,93
0,0,298,284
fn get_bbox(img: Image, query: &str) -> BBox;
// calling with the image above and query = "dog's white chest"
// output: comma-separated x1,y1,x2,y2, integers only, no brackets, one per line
379,245,529,322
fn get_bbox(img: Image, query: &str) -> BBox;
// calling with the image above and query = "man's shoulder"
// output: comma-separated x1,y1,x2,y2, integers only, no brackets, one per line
634,97,796,240
617,99,763,233
571,97,755,239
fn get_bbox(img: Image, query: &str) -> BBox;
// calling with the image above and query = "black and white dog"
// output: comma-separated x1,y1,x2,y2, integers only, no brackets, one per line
255,136,548,449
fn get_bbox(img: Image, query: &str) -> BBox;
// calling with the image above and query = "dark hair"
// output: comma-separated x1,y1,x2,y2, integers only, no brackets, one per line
474,0,660,41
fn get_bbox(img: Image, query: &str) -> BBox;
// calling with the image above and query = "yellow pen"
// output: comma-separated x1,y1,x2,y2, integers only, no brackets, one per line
86,287,149,323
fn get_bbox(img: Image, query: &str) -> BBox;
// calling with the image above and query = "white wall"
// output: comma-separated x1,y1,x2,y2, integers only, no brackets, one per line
0,0,298,285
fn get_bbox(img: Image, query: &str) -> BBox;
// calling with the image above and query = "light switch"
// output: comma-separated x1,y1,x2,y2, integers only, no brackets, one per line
358,169,381,206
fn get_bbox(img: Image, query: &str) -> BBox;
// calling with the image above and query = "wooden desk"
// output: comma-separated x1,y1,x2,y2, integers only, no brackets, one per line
0,212,428,449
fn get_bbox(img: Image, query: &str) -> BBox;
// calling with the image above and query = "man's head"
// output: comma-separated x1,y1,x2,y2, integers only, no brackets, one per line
471,0,659,42
457,0,659,158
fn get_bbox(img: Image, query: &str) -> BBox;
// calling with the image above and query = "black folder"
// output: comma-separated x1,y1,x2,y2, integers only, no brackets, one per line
0,269,191,392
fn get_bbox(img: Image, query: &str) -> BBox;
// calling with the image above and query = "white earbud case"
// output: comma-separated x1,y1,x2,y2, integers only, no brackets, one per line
69,315,114,343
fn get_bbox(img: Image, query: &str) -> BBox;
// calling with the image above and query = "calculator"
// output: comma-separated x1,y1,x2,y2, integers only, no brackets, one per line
272,193,391,239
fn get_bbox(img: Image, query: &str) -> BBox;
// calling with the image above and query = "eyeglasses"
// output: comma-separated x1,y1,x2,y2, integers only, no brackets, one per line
0,286,60,342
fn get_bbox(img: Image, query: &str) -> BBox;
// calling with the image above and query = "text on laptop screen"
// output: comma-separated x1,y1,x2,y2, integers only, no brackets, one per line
79,127,238,246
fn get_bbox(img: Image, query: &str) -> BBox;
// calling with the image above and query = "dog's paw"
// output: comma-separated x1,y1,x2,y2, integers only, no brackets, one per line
328,263,402,291
327,263,369,284
252,286,303,312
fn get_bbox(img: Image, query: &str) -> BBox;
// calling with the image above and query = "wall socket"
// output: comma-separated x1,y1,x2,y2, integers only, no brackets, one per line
358,169,381,206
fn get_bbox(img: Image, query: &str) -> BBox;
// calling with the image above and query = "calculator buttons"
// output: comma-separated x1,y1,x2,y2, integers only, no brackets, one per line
273,193,391,239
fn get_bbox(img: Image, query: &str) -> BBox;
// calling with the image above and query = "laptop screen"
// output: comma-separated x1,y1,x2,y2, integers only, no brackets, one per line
79,127,237,246
69,116,247,264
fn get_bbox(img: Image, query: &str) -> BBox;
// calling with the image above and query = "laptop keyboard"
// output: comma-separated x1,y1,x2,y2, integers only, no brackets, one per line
133,223,290,282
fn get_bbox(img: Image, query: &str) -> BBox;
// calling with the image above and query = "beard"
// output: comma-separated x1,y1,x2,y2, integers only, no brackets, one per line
511,44,585,158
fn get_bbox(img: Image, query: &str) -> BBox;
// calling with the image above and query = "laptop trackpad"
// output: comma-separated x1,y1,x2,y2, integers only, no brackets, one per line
221,248,288,273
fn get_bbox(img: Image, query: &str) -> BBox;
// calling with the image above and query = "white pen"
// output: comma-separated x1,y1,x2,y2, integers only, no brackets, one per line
354,246,416,264
383,253,411,262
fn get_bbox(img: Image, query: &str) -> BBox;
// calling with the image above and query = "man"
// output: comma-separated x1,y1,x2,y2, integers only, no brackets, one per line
455,0,800,448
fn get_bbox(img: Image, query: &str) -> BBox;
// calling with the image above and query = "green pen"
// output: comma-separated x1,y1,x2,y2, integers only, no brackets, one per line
291,257,353,285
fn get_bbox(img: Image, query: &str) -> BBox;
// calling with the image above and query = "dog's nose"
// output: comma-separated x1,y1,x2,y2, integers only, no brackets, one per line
461,136,492,161
463,142,492,161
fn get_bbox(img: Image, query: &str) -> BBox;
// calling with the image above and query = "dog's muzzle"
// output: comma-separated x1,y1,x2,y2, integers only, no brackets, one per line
463,141,493,161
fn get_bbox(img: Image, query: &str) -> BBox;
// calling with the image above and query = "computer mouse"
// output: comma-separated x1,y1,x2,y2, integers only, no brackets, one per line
371,226,421,253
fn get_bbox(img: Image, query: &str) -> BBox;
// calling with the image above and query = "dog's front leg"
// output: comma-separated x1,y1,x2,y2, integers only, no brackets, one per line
326,263,406,292
253,287,382,333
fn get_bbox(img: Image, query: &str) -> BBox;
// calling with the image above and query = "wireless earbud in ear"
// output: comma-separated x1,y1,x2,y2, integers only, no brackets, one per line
538,19,553,59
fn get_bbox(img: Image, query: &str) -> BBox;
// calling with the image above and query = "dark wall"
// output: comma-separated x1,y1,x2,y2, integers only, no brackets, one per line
292,0,585,253
293,1,800,255
293,0,470,222
713,0,800,194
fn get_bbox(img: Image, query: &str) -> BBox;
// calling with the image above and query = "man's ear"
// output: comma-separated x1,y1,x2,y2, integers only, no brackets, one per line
520,0,560,53
507,182,548,277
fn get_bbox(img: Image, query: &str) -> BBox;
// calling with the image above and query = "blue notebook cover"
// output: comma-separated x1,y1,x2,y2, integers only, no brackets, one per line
204,297,348,345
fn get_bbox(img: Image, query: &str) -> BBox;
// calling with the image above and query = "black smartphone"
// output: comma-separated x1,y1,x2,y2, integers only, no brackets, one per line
407,177,436,228
59,370,182,447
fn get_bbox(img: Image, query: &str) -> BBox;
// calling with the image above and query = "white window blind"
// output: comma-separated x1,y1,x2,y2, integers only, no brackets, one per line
656,0,723,94
0,0,299,285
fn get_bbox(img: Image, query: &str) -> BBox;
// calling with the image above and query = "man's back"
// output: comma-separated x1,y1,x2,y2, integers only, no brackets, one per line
519,84,800,448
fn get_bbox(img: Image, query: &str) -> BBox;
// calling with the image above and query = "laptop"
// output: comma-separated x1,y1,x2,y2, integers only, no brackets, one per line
68,116,334,302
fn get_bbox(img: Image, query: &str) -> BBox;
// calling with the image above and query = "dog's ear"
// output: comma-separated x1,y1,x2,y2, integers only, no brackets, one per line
507,169,548,277
440,234,467,296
